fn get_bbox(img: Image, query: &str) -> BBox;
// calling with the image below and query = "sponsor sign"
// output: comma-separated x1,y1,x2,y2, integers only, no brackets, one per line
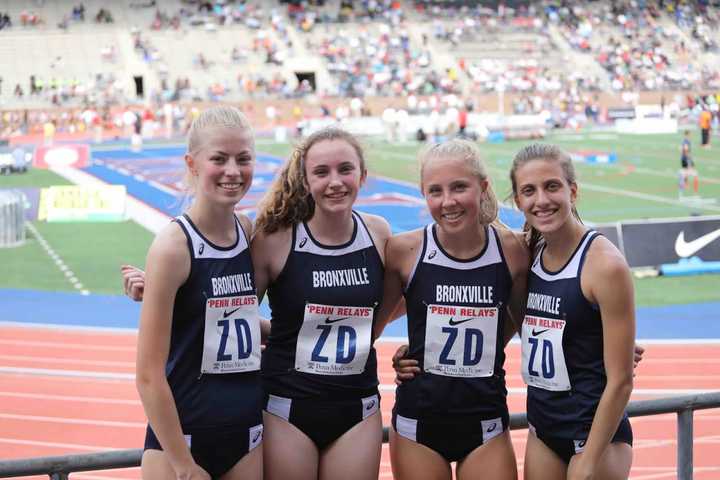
621,217,720,267
38,185,127,222
607,107,636,120
33,144,90,169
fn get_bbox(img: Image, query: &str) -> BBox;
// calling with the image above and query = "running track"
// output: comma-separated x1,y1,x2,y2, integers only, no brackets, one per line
1,325,718,480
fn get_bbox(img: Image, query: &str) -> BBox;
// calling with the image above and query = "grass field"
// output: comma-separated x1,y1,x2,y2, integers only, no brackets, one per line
1,131,718,304
0,170,153,295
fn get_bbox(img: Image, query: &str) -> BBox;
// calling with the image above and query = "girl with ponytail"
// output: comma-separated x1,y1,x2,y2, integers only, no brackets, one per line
375,138,530,480
510,144,635,480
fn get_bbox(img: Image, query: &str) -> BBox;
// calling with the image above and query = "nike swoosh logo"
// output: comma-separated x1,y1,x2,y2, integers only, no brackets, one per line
223,307,241,318
448,317,474,326
366,400,375,410
253,431,262,442
486,423,497,433
325,316,350,324
675,229,720,257
532,328,549,336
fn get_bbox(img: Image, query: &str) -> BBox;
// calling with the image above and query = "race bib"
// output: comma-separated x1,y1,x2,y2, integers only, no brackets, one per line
201,295,261,374
521,314,570,391
423,304,498,378
295,303,373,375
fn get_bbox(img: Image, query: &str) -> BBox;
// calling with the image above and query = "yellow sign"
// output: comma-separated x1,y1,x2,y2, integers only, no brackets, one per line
38,185,127,222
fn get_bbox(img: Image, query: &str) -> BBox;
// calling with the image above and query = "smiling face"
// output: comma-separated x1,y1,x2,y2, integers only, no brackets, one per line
513,158,578,234
186,126,255,207
303,139,366,216
422,155,488,234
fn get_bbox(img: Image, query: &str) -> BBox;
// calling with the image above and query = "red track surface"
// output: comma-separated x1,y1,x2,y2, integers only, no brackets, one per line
1,326,718,479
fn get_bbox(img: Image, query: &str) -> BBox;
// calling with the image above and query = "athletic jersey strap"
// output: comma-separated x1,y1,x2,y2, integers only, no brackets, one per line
175,214,249,259
292,211,375,256
531,230,598,281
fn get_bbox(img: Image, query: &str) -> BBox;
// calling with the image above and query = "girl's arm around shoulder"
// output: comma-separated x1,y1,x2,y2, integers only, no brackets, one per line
250,226,292,302
373,229,423,339
358,212,392,264
497,228,530,341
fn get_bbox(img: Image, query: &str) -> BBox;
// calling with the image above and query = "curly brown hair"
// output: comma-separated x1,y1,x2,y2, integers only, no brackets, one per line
254,127,366,234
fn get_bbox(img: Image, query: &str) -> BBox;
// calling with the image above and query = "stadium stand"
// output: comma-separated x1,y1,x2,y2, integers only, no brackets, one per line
0,0,718,136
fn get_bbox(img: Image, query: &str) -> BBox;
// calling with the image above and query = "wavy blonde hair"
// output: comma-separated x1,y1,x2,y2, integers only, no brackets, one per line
419,138,500,226
255,127,366,234
509,143,583,256
181,106,254,196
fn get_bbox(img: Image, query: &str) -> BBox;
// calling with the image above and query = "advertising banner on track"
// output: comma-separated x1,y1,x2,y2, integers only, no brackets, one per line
33,144,90,169
620,217,720,267
38,185,127,222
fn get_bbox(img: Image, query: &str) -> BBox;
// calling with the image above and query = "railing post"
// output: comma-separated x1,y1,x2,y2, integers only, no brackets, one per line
677,409,693,480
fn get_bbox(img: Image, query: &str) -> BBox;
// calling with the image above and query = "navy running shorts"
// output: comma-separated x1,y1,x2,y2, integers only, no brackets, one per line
264,391,380,450
392,408,509,463
530,417,633,464
144,419,263,478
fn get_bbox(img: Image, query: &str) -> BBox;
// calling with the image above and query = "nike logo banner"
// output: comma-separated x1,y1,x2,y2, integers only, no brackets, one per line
612,219,720,267
675,229,720,258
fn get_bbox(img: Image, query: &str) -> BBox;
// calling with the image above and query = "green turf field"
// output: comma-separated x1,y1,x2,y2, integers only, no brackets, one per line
0,169,153,295
0,220,153,294
263,131,720,223
1,131,718,303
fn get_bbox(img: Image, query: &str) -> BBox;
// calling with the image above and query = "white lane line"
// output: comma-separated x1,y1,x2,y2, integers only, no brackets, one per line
0,437,122,452
25,222,90,295
73,474,141,480
0,339,135,352
628,467,720,480
0,391,140,405
378,385,712,395
0,413,145,428
0,354,135,369
0,321,138,334
0,366,134,380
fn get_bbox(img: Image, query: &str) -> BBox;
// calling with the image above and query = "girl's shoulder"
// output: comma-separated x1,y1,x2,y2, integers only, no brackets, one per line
146,220,190,272
387,228,424,255
356,211,391,237
585,234,629,278
494,225,530,273
235,212,253,243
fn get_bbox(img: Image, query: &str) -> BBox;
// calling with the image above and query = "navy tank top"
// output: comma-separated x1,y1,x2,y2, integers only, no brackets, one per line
262,211,384,398
522,230,627,438
396,224,513,418
168,214,262,428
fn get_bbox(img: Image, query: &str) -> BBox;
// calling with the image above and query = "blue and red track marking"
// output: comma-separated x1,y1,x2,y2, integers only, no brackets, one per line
86,146,527,231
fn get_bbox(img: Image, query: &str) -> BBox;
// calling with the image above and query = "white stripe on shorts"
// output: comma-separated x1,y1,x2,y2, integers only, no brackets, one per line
266,394,292,421
481,417,503,443
361,394,379,419
249,424,263,451
395,414,418,442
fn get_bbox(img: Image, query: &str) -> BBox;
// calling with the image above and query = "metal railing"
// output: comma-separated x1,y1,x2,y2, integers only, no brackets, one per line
1,392,718,480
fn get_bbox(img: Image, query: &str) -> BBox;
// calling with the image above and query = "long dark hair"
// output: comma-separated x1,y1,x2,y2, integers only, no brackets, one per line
509,143,583,258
